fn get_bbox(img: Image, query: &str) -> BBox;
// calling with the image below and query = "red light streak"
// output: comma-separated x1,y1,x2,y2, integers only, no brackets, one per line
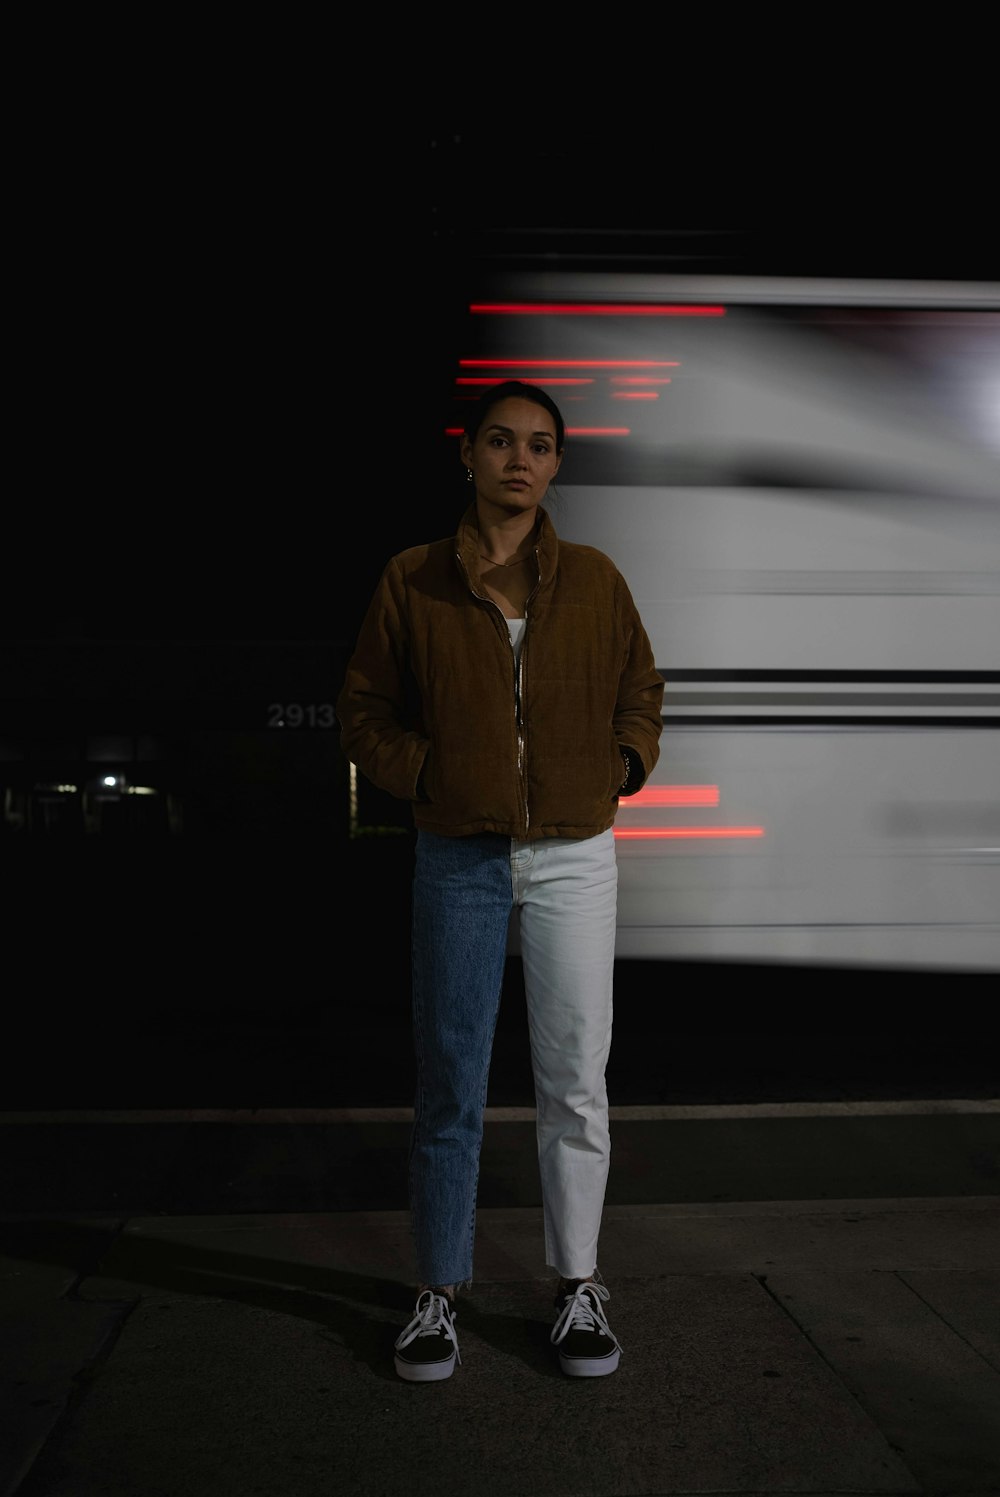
456,377,595,386
610,376,673,384
446,427,631,436
614,827,765,839
612,391,659,400
627,786,720,806
460,359,679,369
616,782,761,836
469,304,726,317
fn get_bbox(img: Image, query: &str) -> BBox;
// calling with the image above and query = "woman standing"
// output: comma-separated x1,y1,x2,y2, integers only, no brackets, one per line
336,381,663,1380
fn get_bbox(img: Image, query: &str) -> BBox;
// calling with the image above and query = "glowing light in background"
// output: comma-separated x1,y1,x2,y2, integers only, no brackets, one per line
615,827,765,839
628,785,720,806
469,304,726,317
445,428,632,436
615,782,763,839
460,359,679,369
456,377,595,387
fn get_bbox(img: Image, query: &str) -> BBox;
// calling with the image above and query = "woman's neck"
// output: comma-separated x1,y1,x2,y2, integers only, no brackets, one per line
476,505,538,567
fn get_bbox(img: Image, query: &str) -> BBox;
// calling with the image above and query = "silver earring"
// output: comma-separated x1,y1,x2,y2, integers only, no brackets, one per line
466,468,474,484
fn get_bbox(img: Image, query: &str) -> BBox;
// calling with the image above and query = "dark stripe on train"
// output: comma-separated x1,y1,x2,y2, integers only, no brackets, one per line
661,716,1000,728
657,669,1000,683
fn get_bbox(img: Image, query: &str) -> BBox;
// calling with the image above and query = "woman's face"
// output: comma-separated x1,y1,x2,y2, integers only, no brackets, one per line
462,397,562,516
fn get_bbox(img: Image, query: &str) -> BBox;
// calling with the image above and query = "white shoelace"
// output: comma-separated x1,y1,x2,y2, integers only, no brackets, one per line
395,1290,462,1364
550,1280,622,1353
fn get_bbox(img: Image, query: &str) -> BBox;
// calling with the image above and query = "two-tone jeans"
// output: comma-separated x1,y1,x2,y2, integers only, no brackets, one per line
409,827,618,1287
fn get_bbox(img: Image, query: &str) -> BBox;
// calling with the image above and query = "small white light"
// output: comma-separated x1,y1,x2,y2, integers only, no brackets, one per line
102,775,117,787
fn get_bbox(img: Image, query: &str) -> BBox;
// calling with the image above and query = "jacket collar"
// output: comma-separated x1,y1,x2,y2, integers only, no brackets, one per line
455,502,559,587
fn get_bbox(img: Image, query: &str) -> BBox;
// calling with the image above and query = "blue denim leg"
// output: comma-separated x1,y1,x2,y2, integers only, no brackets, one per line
409,831,514,1287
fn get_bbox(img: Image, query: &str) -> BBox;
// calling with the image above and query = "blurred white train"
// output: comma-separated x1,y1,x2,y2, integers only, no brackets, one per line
452,271,1000,973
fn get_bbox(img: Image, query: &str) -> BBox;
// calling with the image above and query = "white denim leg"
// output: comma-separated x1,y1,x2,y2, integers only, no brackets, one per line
512,829,618,1280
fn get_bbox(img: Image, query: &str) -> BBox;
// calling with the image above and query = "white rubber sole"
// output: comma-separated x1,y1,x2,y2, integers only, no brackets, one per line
558,1347,621,1377
394,1352,457,1381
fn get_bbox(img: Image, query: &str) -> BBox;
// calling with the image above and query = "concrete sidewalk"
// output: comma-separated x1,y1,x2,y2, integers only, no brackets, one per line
2,1195,999,1496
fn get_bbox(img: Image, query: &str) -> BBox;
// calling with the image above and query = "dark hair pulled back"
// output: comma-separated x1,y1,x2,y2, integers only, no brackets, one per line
464,380,565,453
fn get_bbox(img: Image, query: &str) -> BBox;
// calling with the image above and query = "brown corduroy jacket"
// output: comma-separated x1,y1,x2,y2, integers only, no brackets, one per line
336,505,664,840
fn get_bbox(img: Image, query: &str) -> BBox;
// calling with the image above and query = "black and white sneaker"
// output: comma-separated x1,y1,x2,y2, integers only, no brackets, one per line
394,1290,461,1382
551,1279,622,1377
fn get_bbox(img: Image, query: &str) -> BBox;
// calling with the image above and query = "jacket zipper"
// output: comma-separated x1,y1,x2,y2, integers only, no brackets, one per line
515,625,528,833
457,550,531,832
519,548,543,832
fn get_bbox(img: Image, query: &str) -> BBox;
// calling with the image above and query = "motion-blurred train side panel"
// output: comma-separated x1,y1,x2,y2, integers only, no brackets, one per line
613,727,1000,971
458,275,1000,973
